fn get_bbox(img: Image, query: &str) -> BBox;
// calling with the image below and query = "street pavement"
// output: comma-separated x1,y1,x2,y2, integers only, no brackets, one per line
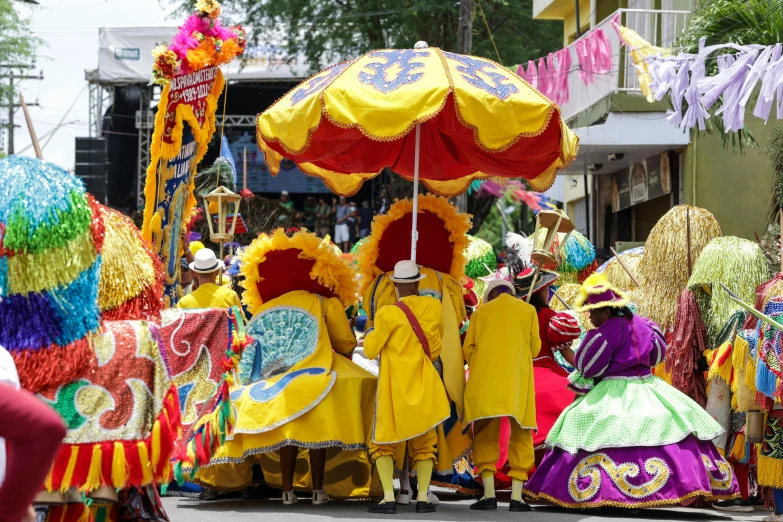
162,491,770,522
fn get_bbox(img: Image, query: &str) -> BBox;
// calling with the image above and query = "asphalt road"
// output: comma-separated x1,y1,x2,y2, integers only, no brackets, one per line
162,491,770,522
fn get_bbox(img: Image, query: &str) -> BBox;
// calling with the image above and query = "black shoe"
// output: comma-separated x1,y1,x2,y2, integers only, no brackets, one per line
712,498,754,513
470,497,498,510
510,499,532,512
368,501,397,514
415,501,436,513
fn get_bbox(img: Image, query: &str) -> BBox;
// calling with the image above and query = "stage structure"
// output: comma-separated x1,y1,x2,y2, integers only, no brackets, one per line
86,26,328,212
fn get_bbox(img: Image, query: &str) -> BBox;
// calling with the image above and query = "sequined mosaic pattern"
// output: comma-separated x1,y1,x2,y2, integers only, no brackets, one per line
762,415,783,461
37,320,181,493
0,156,104,392
525,434,738,508
244,307,320,380
39,321,171,443
159,308,230,430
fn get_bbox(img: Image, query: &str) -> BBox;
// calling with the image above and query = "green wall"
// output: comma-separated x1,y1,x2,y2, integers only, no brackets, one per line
682,114,780,240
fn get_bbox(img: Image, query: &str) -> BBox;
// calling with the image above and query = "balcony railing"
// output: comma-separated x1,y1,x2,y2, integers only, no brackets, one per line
555,8,690,122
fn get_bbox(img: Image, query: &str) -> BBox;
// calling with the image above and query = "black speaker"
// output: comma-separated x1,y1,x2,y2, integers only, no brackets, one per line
74,137,108,204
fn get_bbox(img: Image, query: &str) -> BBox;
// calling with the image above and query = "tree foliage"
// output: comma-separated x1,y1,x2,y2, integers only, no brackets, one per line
0,0,42,99
677,0,783,53
174,0,563,72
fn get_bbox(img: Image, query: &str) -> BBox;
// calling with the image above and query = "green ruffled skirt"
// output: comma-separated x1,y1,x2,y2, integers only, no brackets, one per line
547,375,723,454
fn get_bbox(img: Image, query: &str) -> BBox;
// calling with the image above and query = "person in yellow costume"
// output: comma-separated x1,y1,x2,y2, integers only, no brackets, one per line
192,230,378,505
358,194,471,503
177,248,241,309
462,278,540,512
364,260,451,515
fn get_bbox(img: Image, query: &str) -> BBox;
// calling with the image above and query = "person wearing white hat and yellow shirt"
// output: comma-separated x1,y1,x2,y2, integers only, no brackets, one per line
177,248,240,309
462,278,540,512
364,260,451,514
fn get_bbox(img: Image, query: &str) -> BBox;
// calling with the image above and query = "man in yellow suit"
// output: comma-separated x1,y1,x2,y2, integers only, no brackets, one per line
177,248,240,309
462,278,540,512
364,260,451,515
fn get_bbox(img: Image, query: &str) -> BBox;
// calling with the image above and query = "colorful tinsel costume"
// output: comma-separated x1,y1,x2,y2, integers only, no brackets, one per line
525,275,739,508
0,156,104,393
192,230,379,499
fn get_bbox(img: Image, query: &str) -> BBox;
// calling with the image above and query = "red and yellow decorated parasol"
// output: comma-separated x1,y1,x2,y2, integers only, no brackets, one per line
257,43,579,261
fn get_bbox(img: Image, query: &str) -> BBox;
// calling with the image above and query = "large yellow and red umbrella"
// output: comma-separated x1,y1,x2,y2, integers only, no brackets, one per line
257,44,579,260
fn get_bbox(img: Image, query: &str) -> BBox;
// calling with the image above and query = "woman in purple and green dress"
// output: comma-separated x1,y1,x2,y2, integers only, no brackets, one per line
524,273,739,508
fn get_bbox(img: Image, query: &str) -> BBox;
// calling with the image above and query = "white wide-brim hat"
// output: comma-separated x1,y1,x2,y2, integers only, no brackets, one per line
389,259,427,284
190,248,225,274
483,278,516,302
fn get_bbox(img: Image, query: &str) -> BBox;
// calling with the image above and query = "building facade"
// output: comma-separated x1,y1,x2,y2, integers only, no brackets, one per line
538,0,778,255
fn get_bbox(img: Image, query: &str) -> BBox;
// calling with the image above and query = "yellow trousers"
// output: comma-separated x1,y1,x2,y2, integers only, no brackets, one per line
473,417,534,481
370,429,438,464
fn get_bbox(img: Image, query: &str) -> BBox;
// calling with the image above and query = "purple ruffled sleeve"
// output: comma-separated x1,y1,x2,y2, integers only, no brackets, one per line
574,330,611,378
647,318,667,366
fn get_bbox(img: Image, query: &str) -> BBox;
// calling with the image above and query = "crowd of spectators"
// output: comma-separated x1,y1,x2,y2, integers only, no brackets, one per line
280,191,376,252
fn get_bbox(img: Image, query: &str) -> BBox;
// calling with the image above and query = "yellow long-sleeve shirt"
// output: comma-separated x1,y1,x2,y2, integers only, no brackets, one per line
462,293,541,429
177,282,241,309
364,295,450,444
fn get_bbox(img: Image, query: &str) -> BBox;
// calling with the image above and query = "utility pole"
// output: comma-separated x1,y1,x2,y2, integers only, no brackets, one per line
7,71,14,155
454,0,474,214
573,0,590,241
457,0,474,55
1,65,43,156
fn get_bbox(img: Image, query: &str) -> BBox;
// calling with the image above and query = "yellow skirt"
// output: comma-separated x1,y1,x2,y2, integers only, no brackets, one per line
194,355,382,498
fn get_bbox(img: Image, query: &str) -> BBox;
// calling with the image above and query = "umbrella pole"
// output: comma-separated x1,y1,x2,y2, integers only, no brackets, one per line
411,124,421,263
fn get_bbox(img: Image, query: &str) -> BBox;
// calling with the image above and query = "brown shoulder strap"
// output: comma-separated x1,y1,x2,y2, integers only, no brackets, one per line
394,301,431,359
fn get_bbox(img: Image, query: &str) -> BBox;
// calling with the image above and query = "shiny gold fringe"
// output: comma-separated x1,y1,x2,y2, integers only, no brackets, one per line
98,207,159,311
687,236,770,345
635,206,721,330
603,253,642,292
758,455,783,488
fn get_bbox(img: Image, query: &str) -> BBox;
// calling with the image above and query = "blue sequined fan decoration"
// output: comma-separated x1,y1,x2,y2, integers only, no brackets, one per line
241,307,320,383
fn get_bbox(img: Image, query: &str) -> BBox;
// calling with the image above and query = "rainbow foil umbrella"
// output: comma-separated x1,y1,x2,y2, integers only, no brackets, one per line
257,43,579,261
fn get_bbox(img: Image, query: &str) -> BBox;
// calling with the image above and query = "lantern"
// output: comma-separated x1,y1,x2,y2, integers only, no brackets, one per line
203,185,242,284
203,185,242,243
526,209,574,301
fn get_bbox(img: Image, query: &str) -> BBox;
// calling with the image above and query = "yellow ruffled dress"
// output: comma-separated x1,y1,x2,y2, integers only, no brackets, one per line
194,290,380,498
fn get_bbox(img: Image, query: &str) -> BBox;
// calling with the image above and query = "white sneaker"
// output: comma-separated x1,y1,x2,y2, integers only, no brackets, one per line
312,490,330,505
763,515,783,522
395,489,412,505
282,491,299,505
427,492,440,506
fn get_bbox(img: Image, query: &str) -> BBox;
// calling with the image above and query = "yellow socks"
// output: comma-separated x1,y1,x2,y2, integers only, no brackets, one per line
511,478,524,501
376,456,396,503
415,459,434,502
481,470,496,499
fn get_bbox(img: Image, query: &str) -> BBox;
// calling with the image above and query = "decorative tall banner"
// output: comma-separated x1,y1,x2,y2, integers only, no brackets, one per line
141,0,246,306
142,70,222,306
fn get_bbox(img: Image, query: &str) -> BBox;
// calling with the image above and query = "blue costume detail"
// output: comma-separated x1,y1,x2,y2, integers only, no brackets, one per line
247,367,328,403
443,52,519,101
291,61,355,105
358,50,428,94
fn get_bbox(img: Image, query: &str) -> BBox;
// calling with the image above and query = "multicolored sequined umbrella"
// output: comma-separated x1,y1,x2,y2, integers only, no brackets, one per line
257,44,579,260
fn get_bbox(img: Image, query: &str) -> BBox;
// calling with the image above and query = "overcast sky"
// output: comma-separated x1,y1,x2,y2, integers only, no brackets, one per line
10,0,175,169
